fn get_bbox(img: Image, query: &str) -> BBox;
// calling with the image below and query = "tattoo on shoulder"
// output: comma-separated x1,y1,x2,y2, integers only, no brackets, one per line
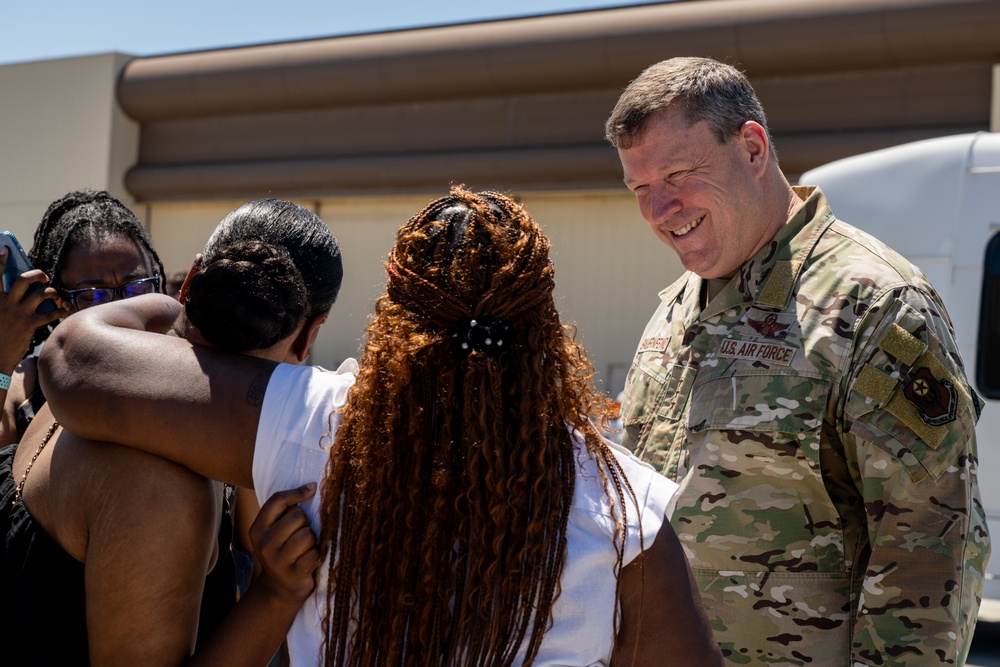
246,365,272,408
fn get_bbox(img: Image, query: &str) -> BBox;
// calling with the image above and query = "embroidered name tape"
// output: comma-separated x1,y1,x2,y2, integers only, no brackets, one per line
718,338,796,366
637,336,670,354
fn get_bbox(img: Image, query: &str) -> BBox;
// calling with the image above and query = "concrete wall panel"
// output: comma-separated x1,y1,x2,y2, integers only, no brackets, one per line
0,54,138,247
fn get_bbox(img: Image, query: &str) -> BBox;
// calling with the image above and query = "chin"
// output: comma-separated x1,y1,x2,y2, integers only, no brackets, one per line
690,265,724,280
681,258,711,277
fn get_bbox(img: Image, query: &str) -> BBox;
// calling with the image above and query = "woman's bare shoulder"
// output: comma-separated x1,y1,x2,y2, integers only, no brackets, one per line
21,414,222,566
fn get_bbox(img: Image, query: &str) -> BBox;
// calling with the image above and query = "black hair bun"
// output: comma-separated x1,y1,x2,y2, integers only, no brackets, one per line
185,240,308,352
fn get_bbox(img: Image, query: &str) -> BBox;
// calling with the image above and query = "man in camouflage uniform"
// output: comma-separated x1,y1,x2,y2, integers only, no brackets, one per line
605,57,989,665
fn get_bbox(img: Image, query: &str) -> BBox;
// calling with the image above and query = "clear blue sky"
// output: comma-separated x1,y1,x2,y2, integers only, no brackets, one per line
1,0,660,66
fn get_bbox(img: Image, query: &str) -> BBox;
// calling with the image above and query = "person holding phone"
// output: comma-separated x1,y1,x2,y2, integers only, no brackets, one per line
0,230,59,314
1,198,343,665
0,233,65,415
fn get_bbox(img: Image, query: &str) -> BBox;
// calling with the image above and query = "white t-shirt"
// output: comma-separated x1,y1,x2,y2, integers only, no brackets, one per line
254,362,678,667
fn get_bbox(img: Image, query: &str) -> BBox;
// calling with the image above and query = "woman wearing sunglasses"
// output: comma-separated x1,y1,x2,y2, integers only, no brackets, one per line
0,197,342,665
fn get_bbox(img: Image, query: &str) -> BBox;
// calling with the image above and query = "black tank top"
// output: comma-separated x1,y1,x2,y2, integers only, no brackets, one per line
0,443,238,664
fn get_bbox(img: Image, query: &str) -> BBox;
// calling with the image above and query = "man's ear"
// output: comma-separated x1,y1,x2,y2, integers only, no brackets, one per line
739,121,770,178
291,313,327,363
178,254,203,304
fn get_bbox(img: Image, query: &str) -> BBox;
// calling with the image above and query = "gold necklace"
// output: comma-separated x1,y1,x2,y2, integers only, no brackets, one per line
13,420,59,506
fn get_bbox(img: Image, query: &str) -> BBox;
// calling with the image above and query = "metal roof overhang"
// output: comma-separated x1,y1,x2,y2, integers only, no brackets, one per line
118,0,1000,201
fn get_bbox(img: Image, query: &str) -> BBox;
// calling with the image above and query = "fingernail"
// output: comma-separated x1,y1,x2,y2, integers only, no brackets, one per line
304,482,317,491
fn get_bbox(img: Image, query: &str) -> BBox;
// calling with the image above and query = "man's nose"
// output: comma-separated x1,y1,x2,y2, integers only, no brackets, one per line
648,185,683,225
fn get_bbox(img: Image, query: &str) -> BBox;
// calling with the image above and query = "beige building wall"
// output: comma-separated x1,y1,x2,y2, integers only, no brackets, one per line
993,64,1000,132
0,53,138,245
147,189,682,396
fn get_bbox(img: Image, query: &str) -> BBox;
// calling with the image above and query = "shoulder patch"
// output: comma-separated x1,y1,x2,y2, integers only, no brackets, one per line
882,351,970,450
902,367,957,427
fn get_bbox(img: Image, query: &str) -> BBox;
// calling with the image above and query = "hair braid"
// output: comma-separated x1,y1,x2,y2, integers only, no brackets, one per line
319,186,635,667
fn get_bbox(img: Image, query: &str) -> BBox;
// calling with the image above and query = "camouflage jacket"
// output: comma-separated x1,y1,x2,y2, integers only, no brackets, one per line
621,187,989,666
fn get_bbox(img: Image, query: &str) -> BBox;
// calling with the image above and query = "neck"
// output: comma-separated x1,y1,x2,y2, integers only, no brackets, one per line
758,167,802,246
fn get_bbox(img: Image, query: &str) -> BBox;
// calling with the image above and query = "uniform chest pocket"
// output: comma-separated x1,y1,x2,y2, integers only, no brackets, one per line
686,371,830,477
622,359,696,428
680,373,846,572
688,372,828,436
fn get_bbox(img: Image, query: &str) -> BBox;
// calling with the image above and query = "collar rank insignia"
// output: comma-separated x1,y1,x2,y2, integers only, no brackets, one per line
746,312,791,339
903,366,957,426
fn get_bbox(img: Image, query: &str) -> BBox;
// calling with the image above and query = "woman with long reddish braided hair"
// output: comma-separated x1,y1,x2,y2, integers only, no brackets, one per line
39,188,723,666
321,188,676,666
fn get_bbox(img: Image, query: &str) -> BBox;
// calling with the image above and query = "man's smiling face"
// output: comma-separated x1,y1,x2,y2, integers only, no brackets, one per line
618,104,772,279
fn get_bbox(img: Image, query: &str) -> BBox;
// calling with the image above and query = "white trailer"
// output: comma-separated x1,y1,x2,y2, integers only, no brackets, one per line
800,132,1000,602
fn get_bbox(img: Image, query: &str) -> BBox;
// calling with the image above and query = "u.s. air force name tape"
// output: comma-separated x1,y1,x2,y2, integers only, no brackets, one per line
717,338,796,366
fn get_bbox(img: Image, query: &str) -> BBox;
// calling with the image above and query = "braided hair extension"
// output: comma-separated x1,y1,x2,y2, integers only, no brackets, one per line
319,187,638,667
27,189,164,348
185,200,343,352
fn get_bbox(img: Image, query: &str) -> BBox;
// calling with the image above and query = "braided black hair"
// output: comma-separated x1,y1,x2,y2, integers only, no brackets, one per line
28,189,164,348
184,199,343,352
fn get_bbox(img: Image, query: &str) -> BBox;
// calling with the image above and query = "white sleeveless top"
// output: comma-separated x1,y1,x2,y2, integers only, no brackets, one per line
254,362,678,667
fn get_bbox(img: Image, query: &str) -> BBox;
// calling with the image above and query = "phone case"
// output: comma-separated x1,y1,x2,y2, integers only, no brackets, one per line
1,231,57,314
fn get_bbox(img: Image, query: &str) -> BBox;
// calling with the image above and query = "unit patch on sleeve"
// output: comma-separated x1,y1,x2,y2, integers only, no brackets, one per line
902,366,957,426
874,350,971,451
717,338,796,366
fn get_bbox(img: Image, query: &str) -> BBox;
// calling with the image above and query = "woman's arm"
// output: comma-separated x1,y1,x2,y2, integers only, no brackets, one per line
616,517,724,666
0,357,35,447
82,444,318,666
82,441,224,666
38,294,272,488
185,485,322,667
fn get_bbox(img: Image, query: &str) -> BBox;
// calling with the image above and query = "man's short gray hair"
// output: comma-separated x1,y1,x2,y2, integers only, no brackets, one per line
605,57,773,155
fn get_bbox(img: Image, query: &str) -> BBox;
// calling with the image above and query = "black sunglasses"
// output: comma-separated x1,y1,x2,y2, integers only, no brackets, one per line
59,274,162,310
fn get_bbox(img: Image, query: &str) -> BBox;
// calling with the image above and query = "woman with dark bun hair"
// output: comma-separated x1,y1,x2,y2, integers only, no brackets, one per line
41,188,722,667
1,198,343,666
176,199,344,597
180,198,342,356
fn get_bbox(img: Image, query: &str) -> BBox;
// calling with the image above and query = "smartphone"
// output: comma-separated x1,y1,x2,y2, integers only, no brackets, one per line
1,231,57,314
